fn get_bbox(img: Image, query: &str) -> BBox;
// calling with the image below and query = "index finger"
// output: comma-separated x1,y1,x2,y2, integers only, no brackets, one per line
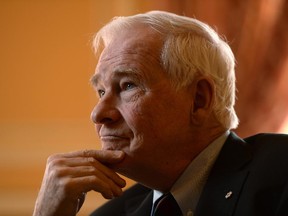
62,149,125,164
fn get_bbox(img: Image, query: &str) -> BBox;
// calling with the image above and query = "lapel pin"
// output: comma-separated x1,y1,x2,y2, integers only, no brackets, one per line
225,191,233,199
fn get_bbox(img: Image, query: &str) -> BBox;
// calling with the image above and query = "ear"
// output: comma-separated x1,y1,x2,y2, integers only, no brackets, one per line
190,77,215,125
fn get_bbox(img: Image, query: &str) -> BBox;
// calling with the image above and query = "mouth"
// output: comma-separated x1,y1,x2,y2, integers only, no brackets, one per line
100,135,129,141
100,135,130,150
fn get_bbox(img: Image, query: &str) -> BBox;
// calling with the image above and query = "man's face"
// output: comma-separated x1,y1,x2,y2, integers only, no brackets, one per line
91,25,194,183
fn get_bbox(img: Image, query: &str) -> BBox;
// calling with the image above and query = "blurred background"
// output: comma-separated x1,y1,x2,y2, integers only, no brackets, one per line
0,0,287,215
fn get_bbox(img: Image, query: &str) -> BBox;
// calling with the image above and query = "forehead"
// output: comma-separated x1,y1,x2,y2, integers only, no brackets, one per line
93,25,164,83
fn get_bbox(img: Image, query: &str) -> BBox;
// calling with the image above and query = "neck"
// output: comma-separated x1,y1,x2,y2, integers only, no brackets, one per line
149,127,227,192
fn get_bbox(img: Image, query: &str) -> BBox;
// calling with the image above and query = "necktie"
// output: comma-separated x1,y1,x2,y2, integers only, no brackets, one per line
152,193,182,216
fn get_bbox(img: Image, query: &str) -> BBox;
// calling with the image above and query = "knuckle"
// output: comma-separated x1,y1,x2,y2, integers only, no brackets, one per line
60,178,72,190
80,164,96,174
58,178,74,196
86,165,97,174
88,175,96,183
47,153,64,165
89,175,100,184
86,157,97,164
48,157,63,168
47,154,58,163
82,149,91,157
49,167,63,178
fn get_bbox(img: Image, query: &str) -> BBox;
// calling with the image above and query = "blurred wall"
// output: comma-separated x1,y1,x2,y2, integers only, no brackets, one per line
0,1,106,215
0,1,287,215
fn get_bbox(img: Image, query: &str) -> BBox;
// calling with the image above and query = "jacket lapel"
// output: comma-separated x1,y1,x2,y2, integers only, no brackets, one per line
125,190,153,216
195,132,252,216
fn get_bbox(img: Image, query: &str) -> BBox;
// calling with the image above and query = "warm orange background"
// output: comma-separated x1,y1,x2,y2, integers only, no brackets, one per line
0,1,137,215
0,1,287,216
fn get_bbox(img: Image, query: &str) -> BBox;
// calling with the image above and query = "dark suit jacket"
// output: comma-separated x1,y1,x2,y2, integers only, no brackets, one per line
90,132,288,216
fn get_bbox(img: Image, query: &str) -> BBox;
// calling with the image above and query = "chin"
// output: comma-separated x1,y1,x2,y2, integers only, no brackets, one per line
111,155,132,175
101,140,130,152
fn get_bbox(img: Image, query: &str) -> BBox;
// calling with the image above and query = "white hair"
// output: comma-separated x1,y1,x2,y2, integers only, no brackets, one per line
93,11,239,129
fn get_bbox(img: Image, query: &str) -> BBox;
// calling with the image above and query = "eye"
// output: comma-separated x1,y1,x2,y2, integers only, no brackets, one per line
97,89,105,98
122,82,136,91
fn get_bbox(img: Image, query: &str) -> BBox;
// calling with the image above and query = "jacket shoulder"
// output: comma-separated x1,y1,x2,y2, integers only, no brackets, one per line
244,133,288,144
244,133,288,156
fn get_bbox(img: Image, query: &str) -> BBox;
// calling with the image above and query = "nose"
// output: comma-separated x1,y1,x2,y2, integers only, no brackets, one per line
91,97,121,125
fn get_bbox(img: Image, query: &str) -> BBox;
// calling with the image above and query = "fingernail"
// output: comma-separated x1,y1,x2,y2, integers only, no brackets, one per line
119,179,126,187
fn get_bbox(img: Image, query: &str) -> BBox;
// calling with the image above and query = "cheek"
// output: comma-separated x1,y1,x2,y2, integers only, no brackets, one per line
125,100,159,131
121,102,157,150
124,103,147,134
122,99,149,128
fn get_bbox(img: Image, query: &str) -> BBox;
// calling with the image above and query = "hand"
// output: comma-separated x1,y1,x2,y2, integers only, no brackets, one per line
33,150,126,216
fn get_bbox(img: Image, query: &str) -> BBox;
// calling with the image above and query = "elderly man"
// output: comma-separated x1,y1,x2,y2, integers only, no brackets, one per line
33,11,288,216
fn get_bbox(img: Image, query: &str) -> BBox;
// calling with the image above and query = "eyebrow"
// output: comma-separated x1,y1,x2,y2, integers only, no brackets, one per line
90,68,142,87
90,73,101,87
